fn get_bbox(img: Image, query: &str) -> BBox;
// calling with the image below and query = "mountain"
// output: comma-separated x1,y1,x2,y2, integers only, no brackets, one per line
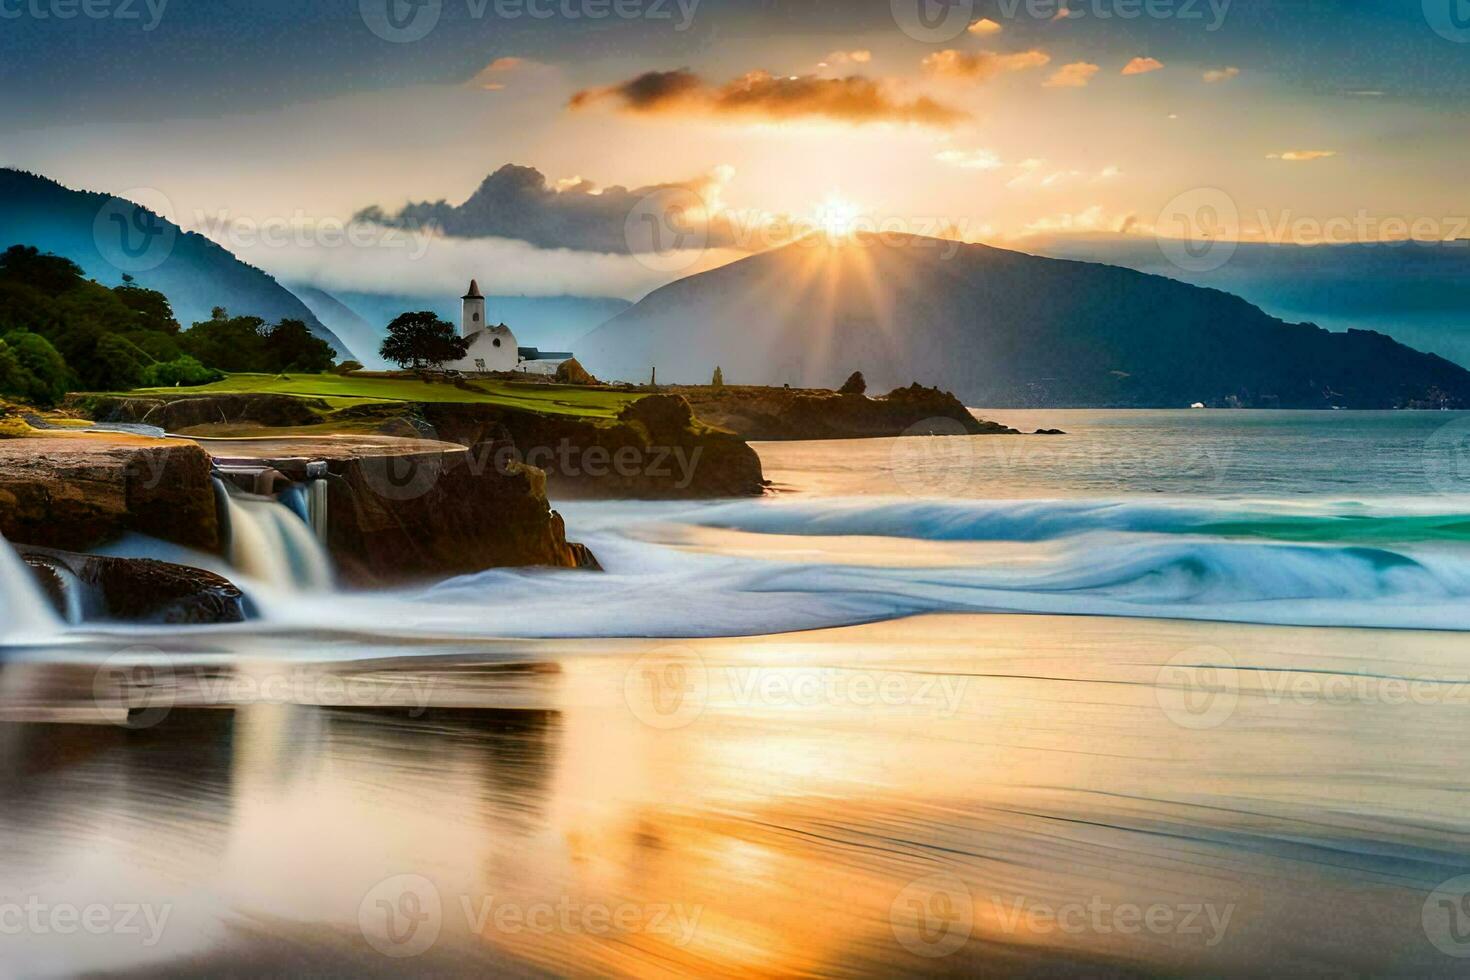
1025,234,1470,371
578,233,1470,409
0,169,355,360
290,285,387,369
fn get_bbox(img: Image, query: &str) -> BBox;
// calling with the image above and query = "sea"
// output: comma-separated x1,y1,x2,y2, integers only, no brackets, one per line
3,409,1470,977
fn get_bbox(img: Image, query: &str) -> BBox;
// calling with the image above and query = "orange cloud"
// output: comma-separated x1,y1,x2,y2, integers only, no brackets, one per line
821,50,872,67
570,69,968,128
1203,66,1240,83
1268,150,1337,162
968,17,1002,34
1045,62,1099,88
922,48,1051,81
468,57,537,91
1121,57,1164,76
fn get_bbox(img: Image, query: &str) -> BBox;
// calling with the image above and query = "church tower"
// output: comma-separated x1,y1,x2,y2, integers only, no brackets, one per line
461,279,485,338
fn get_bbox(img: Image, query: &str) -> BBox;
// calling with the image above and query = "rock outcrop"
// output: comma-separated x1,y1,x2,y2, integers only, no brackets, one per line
203,436,590,586
672,383,1018,441
77,393,329,431
19,546,247,624
0,435,221,553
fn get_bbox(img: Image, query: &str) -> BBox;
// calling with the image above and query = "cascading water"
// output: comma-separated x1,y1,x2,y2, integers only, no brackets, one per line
280,477,329,545
0,535,60,641
214,478,333,592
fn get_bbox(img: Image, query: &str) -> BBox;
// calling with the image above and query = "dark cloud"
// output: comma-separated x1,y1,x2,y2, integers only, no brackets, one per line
355,163,747,254
570,69,969,128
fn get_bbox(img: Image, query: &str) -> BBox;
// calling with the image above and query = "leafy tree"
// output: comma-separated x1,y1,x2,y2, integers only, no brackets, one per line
92,335,146,391
711,366,724,388
333,360,364,375
112,276,179,334
838,371,867,395
179,309,268,372
262,318,334,374
1,331,68,405
141,355,222,387
0,245,83,298
380,311,469,369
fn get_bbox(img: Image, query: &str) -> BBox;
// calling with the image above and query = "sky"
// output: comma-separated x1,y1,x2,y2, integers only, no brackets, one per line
3,0,1469,298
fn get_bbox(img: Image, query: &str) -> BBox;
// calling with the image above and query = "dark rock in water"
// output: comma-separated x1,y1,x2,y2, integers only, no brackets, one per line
77,393,328,431
1033,428,1067,435
0,437,221,554
18,546,247,624
673,382,1018,441
566,542,602,571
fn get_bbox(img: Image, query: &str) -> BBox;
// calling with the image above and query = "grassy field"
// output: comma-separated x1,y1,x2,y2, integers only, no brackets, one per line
128,373,644,419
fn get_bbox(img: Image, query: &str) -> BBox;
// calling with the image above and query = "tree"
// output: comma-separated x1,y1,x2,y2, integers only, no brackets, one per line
379,311,469,369
555,357,596,385
92,335,146,391
333,360,364,375
838,371,867,395
711,366,724,388
179,309,267,372
1,331,68,405
141,355,222,387
262,318,334,374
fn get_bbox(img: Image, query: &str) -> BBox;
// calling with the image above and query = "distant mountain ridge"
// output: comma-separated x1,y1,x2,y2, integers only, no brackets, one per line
0,168,354,359
579,233,1470,409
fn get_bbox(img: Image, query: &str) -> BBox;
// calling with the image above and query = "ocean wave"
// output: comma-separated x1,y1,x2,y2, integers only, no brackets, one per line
680,497,1470,545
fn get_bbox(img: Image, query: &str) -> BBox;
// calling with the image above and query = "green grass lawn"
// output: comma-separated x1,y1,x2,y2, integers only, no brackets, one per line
128,373,643,419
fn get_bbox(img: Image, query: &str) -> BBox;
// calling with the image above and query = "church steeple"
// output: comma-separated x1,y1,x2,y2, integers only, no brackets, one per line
461,279,486,336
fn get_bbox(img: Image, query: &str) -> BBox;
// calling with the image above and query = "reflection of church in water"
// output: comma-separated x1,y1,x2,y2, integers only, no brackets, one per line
446,279,573,376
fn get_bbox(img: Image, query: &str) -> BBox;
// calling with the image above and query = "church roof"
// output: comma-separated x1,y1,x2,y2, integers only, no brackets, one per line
462,279,483,300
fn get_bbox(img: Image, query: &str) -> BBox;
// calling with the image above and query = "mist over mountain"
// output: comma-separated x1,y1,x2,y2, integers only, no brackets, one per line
1027,234,1470,370
0,169,353,359
579,233,1470,409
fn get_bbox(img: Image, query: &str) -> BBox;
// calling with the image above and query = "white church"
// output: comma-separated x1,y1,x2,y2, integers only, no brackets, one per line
447,279,573,376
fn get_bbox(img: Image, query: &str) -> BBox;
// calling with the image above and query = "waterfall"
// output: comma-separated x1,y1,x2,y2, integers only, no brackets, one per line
214,479,333,592
0,535,60,641
280,479,329,545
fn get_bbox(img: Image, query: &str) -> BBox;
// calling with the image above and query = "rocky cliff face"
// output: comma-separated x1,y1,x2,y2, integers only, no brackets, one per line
0,436,221,553
673,383,1015,441
241,440,590,586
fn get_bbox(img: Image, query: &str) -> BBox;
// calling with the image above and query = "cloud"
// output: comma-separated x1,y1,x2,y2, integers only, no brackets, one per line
968,17,1002,34
1268,150,1337,162
1005,159,1117,189
1045,62,1100,88
922,49,1051,81
1121,57,1164,76
570,68,967,127
821,50,872,67
356,162,752,254
935,148,1004,170
1013,205,1141,238
1203,66,1240,83
467,57,537,91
